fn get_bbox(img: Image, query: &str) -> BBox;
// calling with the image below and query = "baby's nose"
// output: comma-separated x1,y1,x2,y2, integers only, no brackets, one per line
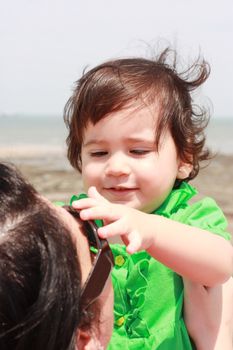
105,154,130,176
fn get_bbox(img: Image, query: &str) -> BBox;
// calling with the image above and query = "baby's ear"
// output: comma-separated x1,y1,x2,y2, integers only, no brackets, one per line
177,162,193,180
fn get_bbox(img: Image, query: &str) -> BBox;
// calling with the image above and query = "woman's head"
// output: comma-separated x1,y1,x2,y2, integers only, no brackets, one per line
0,162,114,350
64,47,210,181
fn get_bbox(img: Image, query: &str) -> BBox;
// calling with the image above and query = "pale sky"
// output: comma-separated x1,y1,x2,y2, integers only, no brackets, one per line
1,0,233,118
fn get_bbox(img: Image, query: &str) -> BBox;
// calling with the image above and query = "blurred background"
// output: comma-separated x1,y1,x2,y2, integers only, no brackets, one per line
0,0,232,233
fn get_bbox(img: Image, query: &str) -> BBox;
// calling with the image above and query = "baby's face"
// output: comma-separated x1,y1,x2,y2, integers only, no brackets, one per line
81,105,187,212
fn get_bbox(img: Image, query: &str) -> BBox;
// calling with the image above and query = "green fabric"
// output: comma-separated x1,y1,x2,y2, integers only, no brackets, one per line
53,201,65,207
71,182,231,349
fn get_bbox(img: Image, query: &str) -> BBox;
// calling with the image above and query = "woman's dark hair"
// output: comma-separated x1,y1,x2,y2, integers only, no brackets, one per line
0,163,91,350
64,47,211,181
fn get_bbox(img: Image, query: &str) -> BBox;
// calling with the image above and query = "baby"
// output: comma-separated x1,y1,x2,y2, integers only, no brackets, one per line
64,47,233,349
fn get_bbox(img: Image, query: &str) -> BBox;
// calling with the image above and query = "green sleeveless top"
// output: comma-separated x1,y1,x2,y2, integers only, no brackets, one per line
70,182,231,350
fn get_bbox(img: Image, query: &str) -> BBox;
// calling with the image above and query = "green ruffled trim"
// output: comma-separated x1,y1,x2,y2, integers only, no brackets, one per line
108,318,193,350
125,258,151,338
154,182,197,217
111,245,151,338
153,182,230,240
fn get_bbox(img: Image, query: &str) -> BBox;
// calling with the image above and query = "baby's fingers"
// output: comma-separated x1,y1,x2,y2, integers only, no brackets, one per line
72,187,109,211
88,186,108,203
98,224,142,254
78,205,120,222
72,198,98,210
126,231,143,254
97,221,124,239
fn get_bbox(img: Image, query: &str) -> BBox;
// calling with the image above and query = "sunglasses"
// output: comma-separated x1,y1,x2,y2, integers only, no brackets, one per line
63,205,114,309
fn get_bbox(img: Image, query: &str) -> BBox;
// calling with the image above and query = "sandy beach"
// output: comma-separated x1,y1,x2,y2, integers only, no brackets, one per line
1,146,232,238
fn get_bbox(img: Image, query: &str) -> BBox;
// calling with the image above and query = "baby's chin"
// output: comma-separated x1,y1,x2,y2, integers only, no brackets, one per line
137,201,163,213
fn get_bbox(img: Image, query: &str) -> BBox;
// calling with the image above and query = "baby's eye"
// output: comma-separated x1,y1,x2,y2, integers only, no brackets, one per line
130,149,150,155
90,151,108,157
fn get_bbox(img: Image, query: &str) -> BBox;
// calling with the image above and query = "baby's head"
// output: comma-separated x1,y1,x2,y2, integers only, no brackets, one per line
64,47,210,181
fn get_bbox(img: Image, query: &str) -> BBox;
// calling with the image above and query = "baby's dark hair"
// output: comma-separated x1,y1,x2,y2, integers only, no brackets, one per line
64,47,211,181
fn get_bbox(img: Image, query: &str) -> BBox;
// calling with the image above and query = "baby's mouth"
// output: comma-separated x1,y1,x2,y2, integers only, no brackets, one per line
105,186,138,193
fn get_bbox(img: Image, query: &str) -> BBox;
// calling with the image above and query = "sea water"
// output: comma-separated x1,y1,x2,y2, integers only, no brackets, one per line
0,115,66,147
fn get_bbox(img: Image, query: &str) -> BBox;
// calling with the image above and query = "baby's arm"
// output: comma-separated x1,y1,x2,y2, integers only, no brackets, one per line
73,187,233,286
184,277,233,350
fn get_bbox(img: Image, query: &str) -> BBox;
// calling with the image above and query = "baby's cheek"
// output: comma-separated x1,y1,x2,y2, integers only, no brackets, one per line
82,164,100,187
81,170,94,190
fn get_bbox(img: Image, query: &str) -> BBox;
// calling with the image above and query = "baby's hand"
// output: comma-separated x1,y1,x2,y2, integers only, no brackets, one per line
72,186,155,254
